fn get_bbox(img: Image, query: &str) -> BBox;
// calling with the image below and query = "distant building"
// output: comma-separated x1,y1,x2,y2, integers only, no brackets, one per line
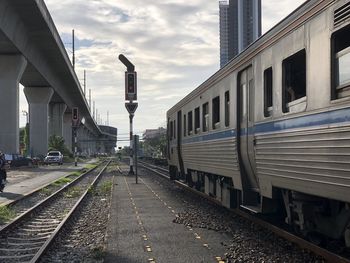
143,128,166,140
219,1,230,68
219,0,262,68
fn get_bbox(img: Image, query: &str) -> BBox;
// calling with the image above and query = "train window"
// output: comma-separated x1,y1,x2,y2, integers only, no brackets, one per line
170,121,173,140
264,67,273,117
174,120,176,139
212,96,220,129
188,111,193,135
202,102,209,132
332,25,350,99
183,114,187,137
282,49,306,113
225,91,230,127
194,107,200,134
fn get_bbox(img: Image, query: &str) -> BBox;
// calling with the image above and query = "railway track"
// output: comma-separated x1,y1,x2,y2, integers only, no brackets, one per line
0,164,99,227
0,160,111,263
138,161,350,263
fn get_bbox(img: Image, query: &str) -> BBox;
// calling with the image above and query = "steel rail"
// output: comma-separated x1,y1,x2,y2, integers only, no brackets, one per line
0,163,99,233
1,162,100,210
139,161,350,263
30,159,111,262
0,160,111,263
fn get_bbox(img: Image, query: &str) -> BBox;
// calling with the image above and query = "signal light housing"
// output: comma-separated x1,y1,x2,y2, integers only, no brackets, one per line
125,72,137,101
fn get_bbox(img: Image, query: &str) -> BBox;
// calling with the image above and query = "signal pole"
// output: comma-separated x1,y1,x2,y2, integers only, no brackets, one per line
118,54,138,177
129,113,134,174
72,107,79,167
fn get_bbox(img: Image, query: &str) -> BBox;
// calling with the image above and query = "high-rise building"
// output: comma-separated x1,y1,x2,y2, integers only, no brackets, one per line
219,0,262,68
219,1,229,68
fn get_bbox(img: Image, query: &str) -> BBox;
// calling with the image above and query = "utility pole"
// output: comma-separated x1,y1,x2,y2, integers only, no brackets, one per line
96,109,98,123
72,107,79,167
107,111,109,126
72,29,75,69
83,70,86,95
93,101,95,120
89,89,91,110
119,54,138,176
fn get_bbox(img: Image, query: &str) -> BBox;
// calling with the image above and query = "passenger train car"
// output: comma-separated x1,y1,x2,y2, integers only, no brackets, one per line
167,0,350,245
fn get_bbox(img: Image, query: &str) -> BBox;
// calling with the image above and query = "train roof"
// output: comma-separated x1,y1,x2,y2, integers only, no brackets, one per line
167,0,333,116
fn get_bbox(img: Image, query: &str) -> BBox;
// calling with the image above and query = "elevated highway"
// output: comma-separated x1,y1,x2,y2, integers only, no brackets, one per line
0,0,117,155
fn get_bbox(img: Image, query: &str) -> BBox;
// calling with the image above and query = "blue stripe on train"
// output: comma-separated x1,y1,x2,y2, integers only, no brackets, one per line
182,129,236,144
253,107,350,134
182,107,350,144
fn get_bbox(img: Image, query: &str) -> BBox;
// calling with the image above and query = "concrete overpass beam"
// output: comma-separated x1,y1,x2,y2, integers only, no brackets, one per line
0,55,27,154
49,103,67,137
63,112,72,153
24,87,54,157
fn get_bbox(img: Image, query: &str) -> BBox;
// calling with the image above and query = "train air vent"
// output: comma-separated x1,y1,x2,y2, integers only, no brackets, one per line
334,2,350,28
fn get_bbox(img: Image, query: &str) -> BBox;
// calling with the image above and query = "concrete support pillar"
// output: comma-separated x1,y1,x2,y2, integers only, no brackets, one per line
83,129,87,154
91,134,97,155
63,112,72,153
79,128,84,154
0,55,27,154
49,103,67,137
77,127,83,153
24,87,54,157
89,132,94,156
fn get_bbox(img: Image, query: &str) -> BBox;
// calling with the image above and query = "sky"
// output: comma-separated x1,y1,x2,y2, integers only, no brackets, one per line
19,0,305,146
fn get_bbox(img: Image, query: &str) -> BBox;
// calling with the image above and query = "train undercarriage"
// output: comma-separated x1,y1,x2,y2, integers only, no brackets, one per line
169,165,350,248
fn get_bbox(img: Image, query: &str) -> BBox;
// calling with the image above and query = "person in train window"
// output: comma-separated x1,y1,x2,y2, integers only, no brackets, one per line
287,86,296,102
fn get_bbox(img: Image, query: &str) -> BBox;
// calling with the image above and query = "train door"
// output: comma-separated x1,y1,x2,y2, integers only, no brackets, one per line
166,118,170,160
237,66,259,191
177,111,185,179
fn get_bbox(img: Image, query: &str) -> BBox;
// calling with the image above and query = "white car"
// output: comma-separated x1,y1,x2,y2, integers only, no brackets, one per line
44,151,63,165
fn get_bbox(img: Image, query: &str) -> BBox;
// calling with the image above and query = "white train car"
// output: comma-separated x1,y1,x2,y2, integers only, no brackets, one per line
167,0,350,244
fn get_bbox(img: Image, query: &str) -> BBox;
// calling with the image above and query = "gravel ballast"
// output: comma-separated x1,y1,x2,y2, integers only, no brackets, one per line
39,163,116,263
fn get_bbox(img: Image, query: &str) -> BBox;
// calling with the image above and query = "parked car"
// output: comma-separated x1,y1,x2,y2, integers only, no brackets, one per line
44,151,63,165
5,154,33,167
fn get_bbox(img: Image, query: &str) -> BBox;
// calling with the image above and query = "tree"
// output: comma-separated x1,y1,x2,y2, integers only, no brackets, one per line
48,135,70,156
143,132,167,158
24,123,29,156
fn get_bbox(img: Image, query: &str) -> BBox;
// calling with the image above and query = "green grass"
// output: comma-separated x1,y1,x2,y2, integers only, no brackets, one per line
86,164,98,170
99,181,113,195
88,185,98,195
52,177,73,187
63,186,82,198
70,171,82,178
0,206,16,224
40,187,53,196
88,181,113,196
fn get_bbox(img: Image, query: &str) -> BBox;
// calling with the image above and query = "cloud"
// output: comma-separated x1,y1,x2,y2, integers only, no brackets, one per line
18,0,306,146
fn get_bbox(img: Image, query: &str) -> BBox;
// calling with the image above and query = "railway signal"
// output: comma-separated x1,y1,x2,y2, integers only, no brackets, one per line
72,107,79,127
125,102,138,114
125,72,137,101
119,54,138,178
